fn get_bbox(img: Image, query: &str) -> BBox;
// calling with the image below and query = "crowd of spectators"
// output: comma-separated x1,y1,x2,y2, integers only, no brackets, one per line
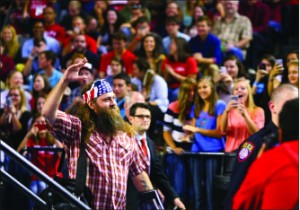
0,0,298,209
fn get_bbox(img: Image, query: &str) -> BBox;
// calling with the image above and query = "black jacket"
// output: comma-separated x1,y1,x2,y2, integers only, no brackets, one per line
126,137,178,210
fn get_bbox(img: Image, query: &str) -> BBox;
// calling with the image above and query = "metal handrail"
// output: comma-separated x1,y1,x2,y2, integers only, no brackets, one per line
0,140,91,210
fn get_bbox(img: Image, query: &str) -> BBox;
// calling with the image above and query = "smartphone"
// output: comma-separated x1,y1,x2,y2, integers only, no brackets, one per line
231,95,239,102
35,122,47,131
6,97,12,107
258,63,266,70
276,59,283,66
220,66,227,74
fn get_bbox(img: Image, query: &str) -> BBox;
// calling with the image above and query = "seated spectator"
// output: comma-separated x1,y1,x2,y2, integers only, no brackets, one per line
62,15,97,56
0,71,32,110
189,15,222,79
0,40,15,83
220,78,265,152
163,16,190,55
136,33,165,75
99,31,136,78
212,1,252,62
62,33,99,71
27,93,47,130
28,50,63,90
161,37,197,102
29,73,51,111
0,86,31,150
184,3,206,38
43,6,66,45
113,73,132,119
287,60,298,88
105,57,124,87
223,55,249,80
21,20,61,60
0,24,21,61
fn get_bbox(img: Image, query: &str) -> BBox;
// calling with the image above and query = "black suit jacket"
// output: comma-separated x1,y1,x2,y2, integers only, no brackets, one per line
126,137,178,210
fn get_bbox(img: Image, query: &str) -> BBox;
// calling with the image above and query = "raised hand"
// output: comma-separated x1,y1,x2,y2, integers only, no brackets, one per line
62,58,88,84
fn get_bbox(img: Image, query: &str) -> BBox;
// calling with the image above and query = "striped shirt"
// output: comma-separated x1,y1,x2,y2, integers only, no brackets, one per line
52,111,147,209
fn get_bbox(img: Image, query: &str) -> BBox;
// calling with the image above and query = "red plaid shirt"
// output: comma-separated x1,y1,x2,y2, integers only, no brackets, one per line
52,111,148,209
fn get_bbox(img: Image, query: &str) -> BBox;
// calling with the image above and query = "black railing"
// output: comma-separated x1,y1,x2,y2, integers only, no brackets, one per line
0,140,91,210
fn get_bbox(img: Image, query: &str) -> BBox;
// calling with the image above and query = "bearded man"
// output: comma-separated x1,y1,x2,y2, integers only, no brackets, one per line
42,58,154,210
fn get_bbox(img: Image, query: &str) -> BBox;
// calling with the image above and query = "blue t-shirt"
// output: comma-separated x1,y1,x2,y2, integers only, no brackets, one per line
190,100,226,152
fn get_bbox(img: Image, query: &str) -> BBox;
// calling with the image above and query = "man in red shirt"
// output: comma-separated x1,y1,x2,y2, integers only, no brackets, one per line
99,31,136,78
43,6,66,45
233,98,299,210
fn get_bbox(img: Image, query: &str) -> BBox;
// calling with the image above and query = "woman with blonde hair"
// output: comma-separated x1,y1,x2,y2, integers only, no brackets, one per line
0,25,20,60
0,86,31,150
220,78,265,152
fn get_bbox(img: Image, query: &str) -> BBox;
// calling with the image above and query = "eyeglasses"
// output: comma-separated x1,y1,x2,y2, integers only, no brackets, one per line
134,115,151,120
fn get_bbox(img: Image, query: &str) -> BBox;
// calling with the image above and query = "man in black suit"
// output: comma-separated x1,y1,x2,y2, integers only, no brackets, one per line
127,103,186,210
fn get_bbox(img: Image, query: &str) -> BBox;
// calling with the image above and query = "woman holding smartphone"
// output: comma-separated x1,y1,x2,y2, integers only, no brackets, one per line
220,78,265,153
17,114,63,209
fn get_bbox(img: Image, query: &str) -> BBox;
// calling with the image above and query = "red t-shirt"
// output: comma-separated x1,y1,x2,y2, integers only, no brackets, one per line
45,24,66,44
27,137,61,180
29,0,48,19
99,50,136,76
161,57,198,88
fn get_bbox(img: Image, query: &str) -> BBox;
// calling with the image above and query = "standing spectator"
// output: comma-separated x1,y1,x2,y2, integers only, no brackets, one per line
183,76,226,210
0,24,21,61
189,16,222,79
162,16,190,55
162,37,198,102
163,78,196,206
127,102,185,210
136,33,165,75
113,72,132,119
17,114,63,209
99,31,136,78
220,78,265,152
212,0,252,62
43,6,66,45
224,84,298,210
41,58,155,209
233,98,299,210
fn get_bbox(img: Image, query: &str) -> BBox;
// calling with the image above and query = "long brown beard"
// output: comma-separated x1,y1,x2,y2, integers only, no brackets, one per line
95,106,132,137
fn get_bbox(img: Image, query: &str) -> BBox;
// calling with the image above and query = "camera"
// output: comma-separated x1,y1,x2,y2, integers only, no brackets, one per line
35,122,47,131
258,63,266,70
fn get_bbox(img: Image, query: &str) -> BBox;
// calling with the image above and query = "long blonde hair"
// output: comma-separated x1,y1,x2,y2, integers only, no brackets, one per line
8,86,27,113
1,25,19,59
233,78,256,112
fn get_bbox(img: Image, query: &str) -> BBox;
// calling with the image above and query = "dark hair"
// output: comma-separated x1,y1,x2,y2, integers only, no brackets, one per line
39,50,56,65
112,30,127,42
133,58,150,73
111,57,124,70
196,15,212,27
113,72,131,85
138,33,163,59
223,55,248,79
32,73,51,98
279,98,299,142
260,54,276,68
165,16,180,25
169,37,190,62
134,16,149,27
34,36,46,47
129,102,151,117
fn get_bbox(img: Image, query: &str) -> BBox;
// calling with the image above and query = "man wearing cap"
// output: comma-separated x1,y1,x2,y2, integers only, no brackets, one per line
42,58,155,209
65,62,94,114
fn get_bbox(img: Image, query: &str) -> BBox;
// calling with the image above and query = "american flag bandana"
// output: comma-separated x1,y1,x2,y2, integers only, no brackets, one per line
82,79,113,103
